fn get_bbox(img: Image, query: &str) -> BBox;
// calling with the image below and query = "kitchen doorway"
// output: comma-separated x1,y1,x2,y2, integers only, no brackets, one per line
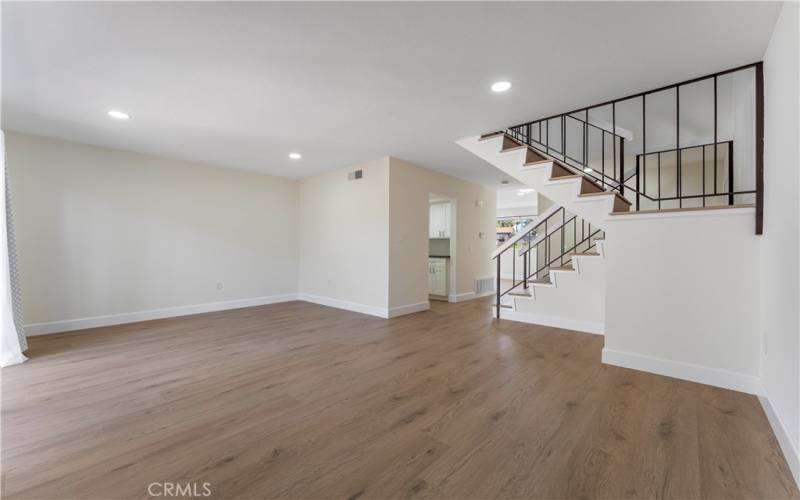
428,193,455,301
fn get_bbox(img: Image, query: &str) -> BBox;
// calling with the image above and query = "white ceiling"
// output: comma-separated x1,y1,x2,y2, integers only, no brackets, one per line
497,187,538,210
1,2,781,186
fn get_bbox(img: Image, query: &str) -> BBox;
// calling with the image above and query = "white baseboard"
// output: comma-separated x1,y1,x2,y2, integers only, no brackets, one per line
297,293,388,318
601,347,760,395
25,294,432,336
498,307,604,335
388,301,430,318
298,294,427,319
447,291,494,303
448,291,475,303
25,294,300,336
759,390,800,488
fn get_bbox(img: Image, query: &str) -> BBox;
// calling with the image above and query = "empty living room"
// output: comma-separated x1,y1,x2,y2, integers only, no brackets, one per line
2,2,799,499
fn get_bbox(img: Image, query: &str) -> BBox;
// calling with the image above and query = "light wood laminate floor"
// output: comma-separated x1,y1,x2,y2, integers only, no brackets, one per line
2,298,798,499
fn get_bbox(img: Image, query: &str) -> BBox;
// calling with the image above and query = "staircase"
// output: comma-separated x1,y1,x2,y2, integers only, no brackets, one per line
462,132,631,227
459,62,763,332
487,194,606,327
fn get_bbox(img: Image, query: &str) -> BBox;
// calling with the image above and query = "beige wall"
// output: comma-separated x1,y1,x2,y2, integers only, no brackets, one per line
8,134,496,327
388,157,496,308
6,132,299,330
298,157,391,313
297,156,495,315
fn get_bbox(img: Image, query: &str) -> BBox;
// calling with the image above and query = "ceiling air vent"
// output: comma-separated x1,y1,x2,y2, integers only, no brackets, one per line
347,169,363,181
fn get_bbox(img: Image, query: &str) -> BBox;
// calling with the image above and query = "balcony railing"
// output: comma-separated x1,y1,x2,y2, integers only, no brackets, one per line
505,62,763,233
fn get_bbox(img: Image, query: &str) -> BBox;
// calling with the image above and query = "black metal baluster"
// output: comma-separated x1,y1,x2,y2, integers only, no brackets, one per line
756,61,764,234
643,94,646,207
546,120,550,154
714,76,718,195
612,102,617,191
658,152,662,209
619,138,625,196
584,109,589,169
573,218,577,258
522,245,527,290
728,141,735,205
601,133,605,189
561,209,565,266
495,256,500,319
635,155,640,210
512,243,515,288
702,145,706,207
677,86,681,208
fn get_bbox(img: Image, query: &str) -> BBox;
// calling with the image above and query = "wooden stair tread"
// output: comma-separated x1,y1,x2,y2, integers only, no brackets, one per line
577,191,632,204
569,251,600,257
580,177,605,194
496,133,612,193
501,143,549,165
549,163,575,179
483,132,630,215
524,159,552,167
548,174,581,182
479,131,505,140
550,264,575,271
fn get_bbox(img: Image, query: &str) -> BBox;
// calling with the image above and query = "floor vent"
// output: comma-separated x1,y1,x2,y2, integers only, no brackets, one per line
475,276,495,295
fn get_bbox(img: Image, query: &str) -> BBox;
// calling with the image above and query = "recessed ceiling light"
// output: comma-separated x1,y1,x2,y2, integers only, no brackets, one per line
491,81,512,93
107,109,130,120
288,152,302,160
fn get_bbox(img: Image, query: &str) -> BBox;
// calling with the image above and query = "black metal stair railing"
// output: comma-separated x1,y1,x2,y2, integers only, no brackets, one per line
503,62,763,232
493,206,603,318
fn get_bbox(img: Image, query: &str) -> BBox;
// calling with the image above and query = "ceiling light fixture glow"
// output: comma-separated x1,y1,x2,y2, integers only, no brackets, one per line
491,81,512,93
288,152,302,160
107,109,130,120
584,167,594,173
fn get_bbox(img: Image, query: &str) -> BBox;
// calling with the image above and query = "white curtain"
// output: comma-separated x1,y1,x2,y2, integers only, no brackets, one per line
1,130,27,367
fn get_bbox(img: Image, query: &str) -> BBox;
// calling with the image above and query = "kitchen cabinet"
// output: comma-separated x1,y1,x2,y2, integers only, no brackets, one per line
429,202,451,238
428,258,448,296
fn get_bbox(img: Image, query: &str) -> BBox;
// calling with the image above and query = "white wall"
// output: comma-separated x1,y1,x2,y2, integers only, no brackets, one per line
602,208,762,394
6,132,300,333
760,0,800,483
298,157,391,315
388,157,496,307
